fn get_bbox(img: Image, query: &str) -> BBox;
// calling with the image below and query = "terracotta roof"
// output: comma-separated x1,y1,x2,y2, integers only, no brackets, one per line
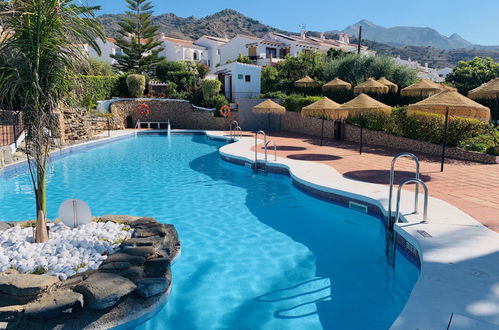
105,37,116,43
162,36,207,50
200,35,229,43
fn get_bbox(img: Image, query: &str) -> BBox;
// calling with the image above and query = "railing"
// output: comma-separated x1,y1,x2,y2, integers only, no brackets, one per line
0,110,24,148
387,153,420,227
394,178,429,224
229,120,239,140
254,130,267,173
232,126,242,141
265,140,277,161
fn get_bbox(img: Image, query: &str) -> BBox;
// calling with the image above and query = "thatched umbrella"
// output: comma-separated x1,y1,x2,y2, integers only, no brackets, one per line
408,89,491,171
400,78,443,98
301,97,346,146
468,78,499,124
295,76,318,88
377,77,398,93
322,78,352,92
354,78,389,95
252,99,286,131
338,93,391,153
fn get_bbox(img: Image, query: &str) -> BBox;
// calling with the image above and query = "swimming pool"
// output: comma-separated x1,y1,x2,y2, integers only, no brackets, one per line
0,134,419,329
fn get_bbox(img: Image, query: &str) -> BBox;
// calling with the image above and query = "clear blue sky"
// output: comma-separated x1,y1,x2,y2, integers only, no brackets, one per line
92,0,499,45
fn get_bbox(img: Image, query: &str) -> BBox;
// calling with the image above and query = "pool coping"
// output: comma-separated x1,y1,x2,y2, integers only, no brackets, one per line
208,131,499,330
2,129,498,329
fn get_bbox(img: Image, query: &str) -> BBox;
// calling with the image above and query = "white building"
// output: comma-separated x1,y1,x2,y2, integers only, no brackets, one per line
159,35,207,64
219,34,288,67
87,37,122,64
194,35,229,72
215,62,261,102
394,56,447,82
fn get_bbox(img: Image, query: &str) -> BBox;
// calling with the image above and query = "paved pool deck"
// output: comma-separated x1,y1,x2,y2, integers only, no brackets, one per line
243,131,499,234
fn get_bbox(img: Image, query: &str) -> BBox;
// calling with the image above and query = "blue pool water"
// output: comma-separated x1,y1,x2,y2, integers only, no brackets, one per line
0,134,418,329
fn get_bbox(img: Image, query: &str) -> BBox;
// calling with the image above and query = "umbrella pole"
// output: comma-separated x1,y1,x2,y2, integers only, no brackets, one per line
440,107,449,172
495,93,499,126
359,115,363,155
320,118,324,146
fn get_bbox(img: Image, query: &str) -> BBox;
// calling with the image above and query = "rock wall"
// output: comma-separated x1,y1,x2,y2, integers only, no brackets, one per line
110,99,235,130
59,108,93,142
281,111,336,138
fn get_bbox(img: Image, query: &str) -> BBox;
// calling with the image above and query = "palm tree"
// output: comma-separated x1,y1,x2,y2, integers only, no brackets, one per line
0,0,104,242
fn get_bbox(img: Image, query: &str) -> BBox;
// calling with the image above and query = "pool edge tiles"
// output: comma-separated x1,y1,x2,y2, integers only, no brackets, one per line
217,132,499,330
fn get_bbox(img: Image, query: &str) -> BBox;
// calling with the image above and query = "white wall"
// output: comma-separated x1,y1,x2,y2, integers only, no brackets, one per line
195,37,226,71
159,39,206,63
218,62,261,101
219,35,257,66
88,38,121,64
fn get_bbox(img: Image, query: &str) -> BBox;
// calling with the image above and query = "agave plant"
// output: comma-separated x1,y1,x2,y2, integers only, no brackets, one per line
0,0,104,242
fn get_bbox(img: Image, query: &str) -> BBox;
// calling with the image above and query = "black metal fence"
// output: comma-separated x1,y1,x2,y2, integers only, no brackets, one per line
0,110,24,147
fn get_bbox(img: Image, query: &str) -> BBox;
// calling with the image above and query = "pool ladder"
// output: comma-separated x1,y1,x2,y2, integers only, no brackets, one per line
229,121,242,141
388,153,429,228
254,130,277,173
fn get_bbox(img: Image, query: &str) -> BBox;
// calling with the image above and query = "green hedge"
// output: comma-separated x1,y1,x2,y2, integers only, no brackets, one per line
282,94,322,112
72,76,120,108
346,106,494,150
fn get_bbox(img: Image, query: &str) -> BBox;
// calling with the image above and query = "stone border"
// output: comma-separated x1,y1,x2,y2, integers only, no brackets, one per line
0,216,180,329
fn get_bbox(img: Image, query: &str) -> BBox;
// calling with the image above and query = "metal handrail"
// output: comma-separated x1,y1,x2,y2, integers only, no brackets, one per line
395,178,429,224
229,120,239,139
388,153,420,222
255,130,267,172
233,126,242,140
266,140,277,161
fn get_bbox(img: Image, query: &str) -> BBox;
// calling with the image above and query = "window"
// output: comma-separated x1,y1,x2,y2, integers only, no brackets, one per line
245,75,251,82
265,47,277,59
238,74,243,80
193,52,198,61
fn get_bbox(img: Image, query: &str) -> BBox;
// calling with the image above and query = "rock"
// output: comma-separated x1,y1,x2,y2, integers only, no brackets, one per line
0,223,10,232
135,278,169,298
59,276,84,289
99,262,131,272
103,253,145,266
24,289,84,319
132,225,167,238
74,273,136,310
129,217,158,228
99,215,141,225
121,247,158,258
0,305,23,322
144,258,170,278
119,267,144,282
0,274,59,297
121,237,160,248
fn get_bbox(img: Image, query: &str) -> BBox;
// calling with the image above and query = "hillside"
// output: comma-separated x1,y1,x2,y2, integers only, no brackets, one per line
340,20,473,50
98,10,499,68
97,9,286,40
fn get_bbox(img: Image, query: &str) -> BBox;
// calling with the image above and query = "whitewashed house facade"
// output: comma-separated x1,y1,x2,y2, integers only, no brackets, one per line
194,35,229,72
215,62,261,102
87,38,122,64
159,35,208,64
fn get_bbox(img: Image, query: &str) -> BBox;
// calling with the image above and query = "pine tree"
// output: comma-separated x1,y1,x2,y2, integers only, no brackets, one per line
112,0,163,73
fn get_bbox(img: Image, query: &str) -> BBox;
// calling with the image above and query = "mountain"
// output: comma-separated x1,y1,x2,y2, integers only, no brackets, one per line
340,19,473,50
97,10,499,68
97,9,286,40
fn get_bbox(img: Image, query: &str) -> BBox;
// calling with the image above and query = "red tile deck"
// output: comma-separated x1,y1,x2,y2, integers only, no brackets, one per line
243,131,499,233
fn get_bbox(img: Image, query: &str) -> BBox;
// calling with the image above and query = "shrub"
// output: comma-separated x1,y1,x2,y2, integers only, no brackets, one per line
126,74,146,97
346,111,391,132
71,75,120,108
80,58,115,76
200,79,222,103
258,91,288,99
282,94,322,112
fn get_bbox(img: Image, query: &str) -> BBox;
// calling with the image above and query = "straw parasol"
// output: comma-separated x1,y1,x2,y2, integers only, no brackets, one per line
408,89,491,171
400,78,444,98
468,78,499,124
353,78,389,94
295,76,318,88
252,99,286,131
301,97,346,146
322,78,352,92
338,93,391,153
377,77,398,93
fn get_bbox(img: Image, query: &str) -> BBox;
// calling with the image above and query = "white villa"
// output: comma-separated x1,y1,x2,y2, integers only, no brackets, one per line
87,37,122,65
194,35,229,72
159,35,208,64
394,56,451,82
215,62,261,102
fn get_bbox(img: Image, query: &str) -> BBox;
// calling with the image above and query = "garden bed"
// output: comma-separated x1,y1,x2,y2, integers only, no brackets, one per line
0,216,180,329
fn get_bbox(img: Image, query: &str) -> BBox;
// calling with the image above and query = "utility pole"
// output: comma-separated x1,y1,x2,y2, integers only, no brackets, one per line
357,26,362,54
